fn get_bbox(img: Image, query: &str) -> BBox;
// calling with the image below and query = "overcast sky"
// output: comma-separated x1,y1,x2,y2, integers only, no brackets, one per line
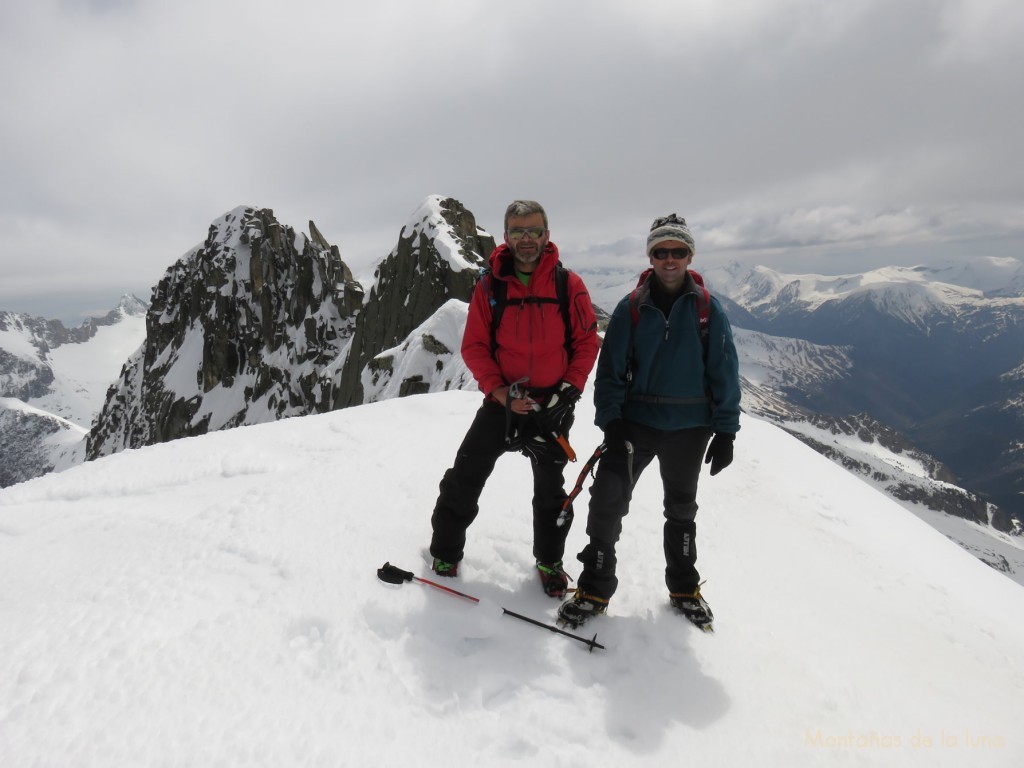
2,0,1022,321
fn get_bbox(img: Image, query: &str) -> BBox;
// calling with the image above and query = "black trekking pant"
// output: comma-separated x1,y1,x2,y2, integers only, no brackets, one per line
430,400,573,565
576,422,712,601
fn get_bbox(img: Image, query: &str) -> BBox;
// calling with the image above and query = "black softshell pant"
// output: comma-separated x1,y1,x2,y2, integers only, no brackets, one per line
576,422,712,601
430,400,573,565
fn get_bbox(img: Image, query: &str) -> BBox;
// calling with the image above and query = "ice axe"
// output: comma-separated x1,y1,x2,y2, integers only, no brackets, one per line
556,442,606,528
509,380,577,462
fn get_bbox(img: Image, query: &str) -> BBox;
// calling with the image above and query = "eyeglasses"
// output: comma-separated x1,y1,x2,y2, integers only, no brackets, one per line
507,226,546,240
651,247,691,260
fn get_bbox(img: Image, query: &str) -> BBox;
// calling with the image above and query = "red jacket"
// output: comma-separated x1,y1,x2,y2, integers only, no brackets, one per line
462,242,600,399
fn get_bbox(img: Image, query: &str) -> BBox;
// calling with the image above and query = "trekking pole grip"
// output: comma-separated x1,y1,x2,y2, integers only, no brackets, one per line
377,562,414,584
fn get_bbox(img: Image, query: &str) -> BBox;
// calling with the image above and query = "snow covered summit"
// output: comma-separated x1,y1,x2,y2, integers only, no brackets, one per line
2,388,1022,767
85,206,364,460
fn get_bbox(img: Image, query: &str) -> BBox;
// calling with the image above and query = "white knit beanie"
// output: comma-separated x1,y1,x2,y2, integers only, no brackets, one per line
646,214,695,256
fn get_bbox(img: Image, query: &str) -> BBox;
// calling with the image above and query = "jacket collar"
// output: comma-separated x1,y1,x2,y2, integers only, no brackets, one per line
636,269,701,307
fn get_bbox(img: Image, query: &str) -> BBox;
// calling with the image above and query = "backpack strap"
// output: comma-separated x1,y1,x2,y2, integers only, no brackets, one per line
625,269,652,392
482,269,505,356
555,264,573,356
688,269,712,349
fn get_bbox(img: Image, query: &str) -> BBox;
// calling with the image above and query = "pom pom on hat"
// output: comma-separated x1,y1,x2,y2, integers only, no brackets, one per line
646,214,695,256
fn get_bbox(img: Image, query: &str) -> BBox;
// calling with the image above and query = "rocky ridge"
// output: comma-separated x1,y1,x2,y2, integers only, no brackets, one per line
334,196,493,407
85,198,494,459
86,207,364,459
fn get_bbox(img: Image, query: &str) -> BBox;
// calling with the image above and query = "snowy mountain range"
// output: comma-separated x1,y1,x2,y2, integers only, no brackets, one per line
1,198,1021,586
2,386,1022,767
695,259,1024,529
0,296,147,484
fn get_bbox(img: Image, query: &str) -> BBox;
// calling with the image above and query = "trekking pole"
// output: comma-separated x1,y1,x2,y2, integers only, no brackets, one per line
556,442,606,528
377,562,480,603
377,562,605,651
501,608,605,652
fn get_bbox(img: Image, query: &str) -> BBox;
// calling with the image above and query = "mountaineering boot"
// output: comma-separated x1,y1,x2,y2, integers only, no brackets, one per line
670,588,714,632
432,558,459,578
536,560,571,598
556,590,608,629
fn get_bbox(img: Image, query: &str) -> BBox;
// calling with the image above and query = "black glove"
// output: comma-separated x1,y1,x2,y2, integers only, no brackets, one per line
603,418,629,454
540,381,581,433
704,433,734,476
521,435,556,463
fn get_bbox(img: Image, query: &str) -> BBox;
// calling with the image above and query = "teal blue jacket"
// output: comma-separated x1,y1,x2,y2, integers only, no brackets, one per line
594,272,741,435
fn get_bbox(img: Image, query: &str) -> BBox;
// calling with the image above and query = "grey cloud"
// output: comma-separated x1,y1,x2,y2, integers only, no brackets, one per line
1,0,1022,316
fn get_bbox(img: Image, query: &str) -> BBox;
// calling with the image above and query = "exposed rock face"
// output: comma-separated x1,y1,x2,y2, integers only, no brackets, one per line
86,207,363,459
0,402,85,487
82,198,493,462
334,196,494,408
0,346,53,403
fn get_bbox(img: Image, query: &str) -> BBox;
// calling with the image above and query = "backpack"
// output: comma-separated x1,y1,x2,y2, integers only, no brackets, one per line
625,267,712,387
481,264,574,356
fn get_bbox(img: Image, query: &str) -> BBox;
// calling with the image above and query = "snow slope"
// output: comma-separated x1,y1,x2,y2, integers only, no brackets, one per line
361,299,475,402
1,389,1023,767
33,312,147,427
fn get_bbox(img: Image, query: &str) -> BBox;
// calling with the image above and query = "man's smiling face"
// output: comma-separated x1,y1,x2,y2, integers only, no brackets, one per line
649,240,694,291
505,212,549,271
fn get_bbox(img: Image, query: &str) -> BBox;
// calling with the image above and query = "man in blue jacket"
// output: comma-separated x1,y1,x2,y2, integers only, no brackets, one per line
558,214,741,631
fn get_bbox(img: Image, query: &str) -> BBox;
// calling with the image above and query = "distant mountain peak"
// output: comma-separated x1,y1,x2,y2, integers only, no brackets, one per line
397,195,493,274
86,206,364,460
88,294,149,327
333,196,494,408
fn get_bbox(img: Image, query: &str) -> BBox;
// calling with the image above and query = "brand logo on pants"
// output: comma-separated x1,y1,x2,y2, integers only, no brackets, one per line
682,533,691,557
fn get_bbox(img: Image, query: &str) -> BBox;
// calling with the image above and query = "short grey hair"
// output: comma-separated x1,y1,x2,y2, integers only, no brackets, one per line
504,200,548,232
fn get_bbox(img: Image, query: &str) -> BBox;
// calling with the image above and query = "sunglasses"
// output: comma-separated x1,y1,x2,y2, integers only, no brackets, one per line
651,247,691,260
507,226,546,240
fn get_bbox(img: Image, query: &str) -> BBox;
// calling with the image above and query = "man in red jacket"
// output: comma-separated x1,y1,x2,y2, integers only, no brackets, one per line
429,200,600,597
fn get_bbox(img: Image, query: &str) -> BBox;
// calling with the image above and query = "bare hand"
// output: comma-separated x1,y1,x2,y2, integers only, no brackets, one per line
492,386,535,414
